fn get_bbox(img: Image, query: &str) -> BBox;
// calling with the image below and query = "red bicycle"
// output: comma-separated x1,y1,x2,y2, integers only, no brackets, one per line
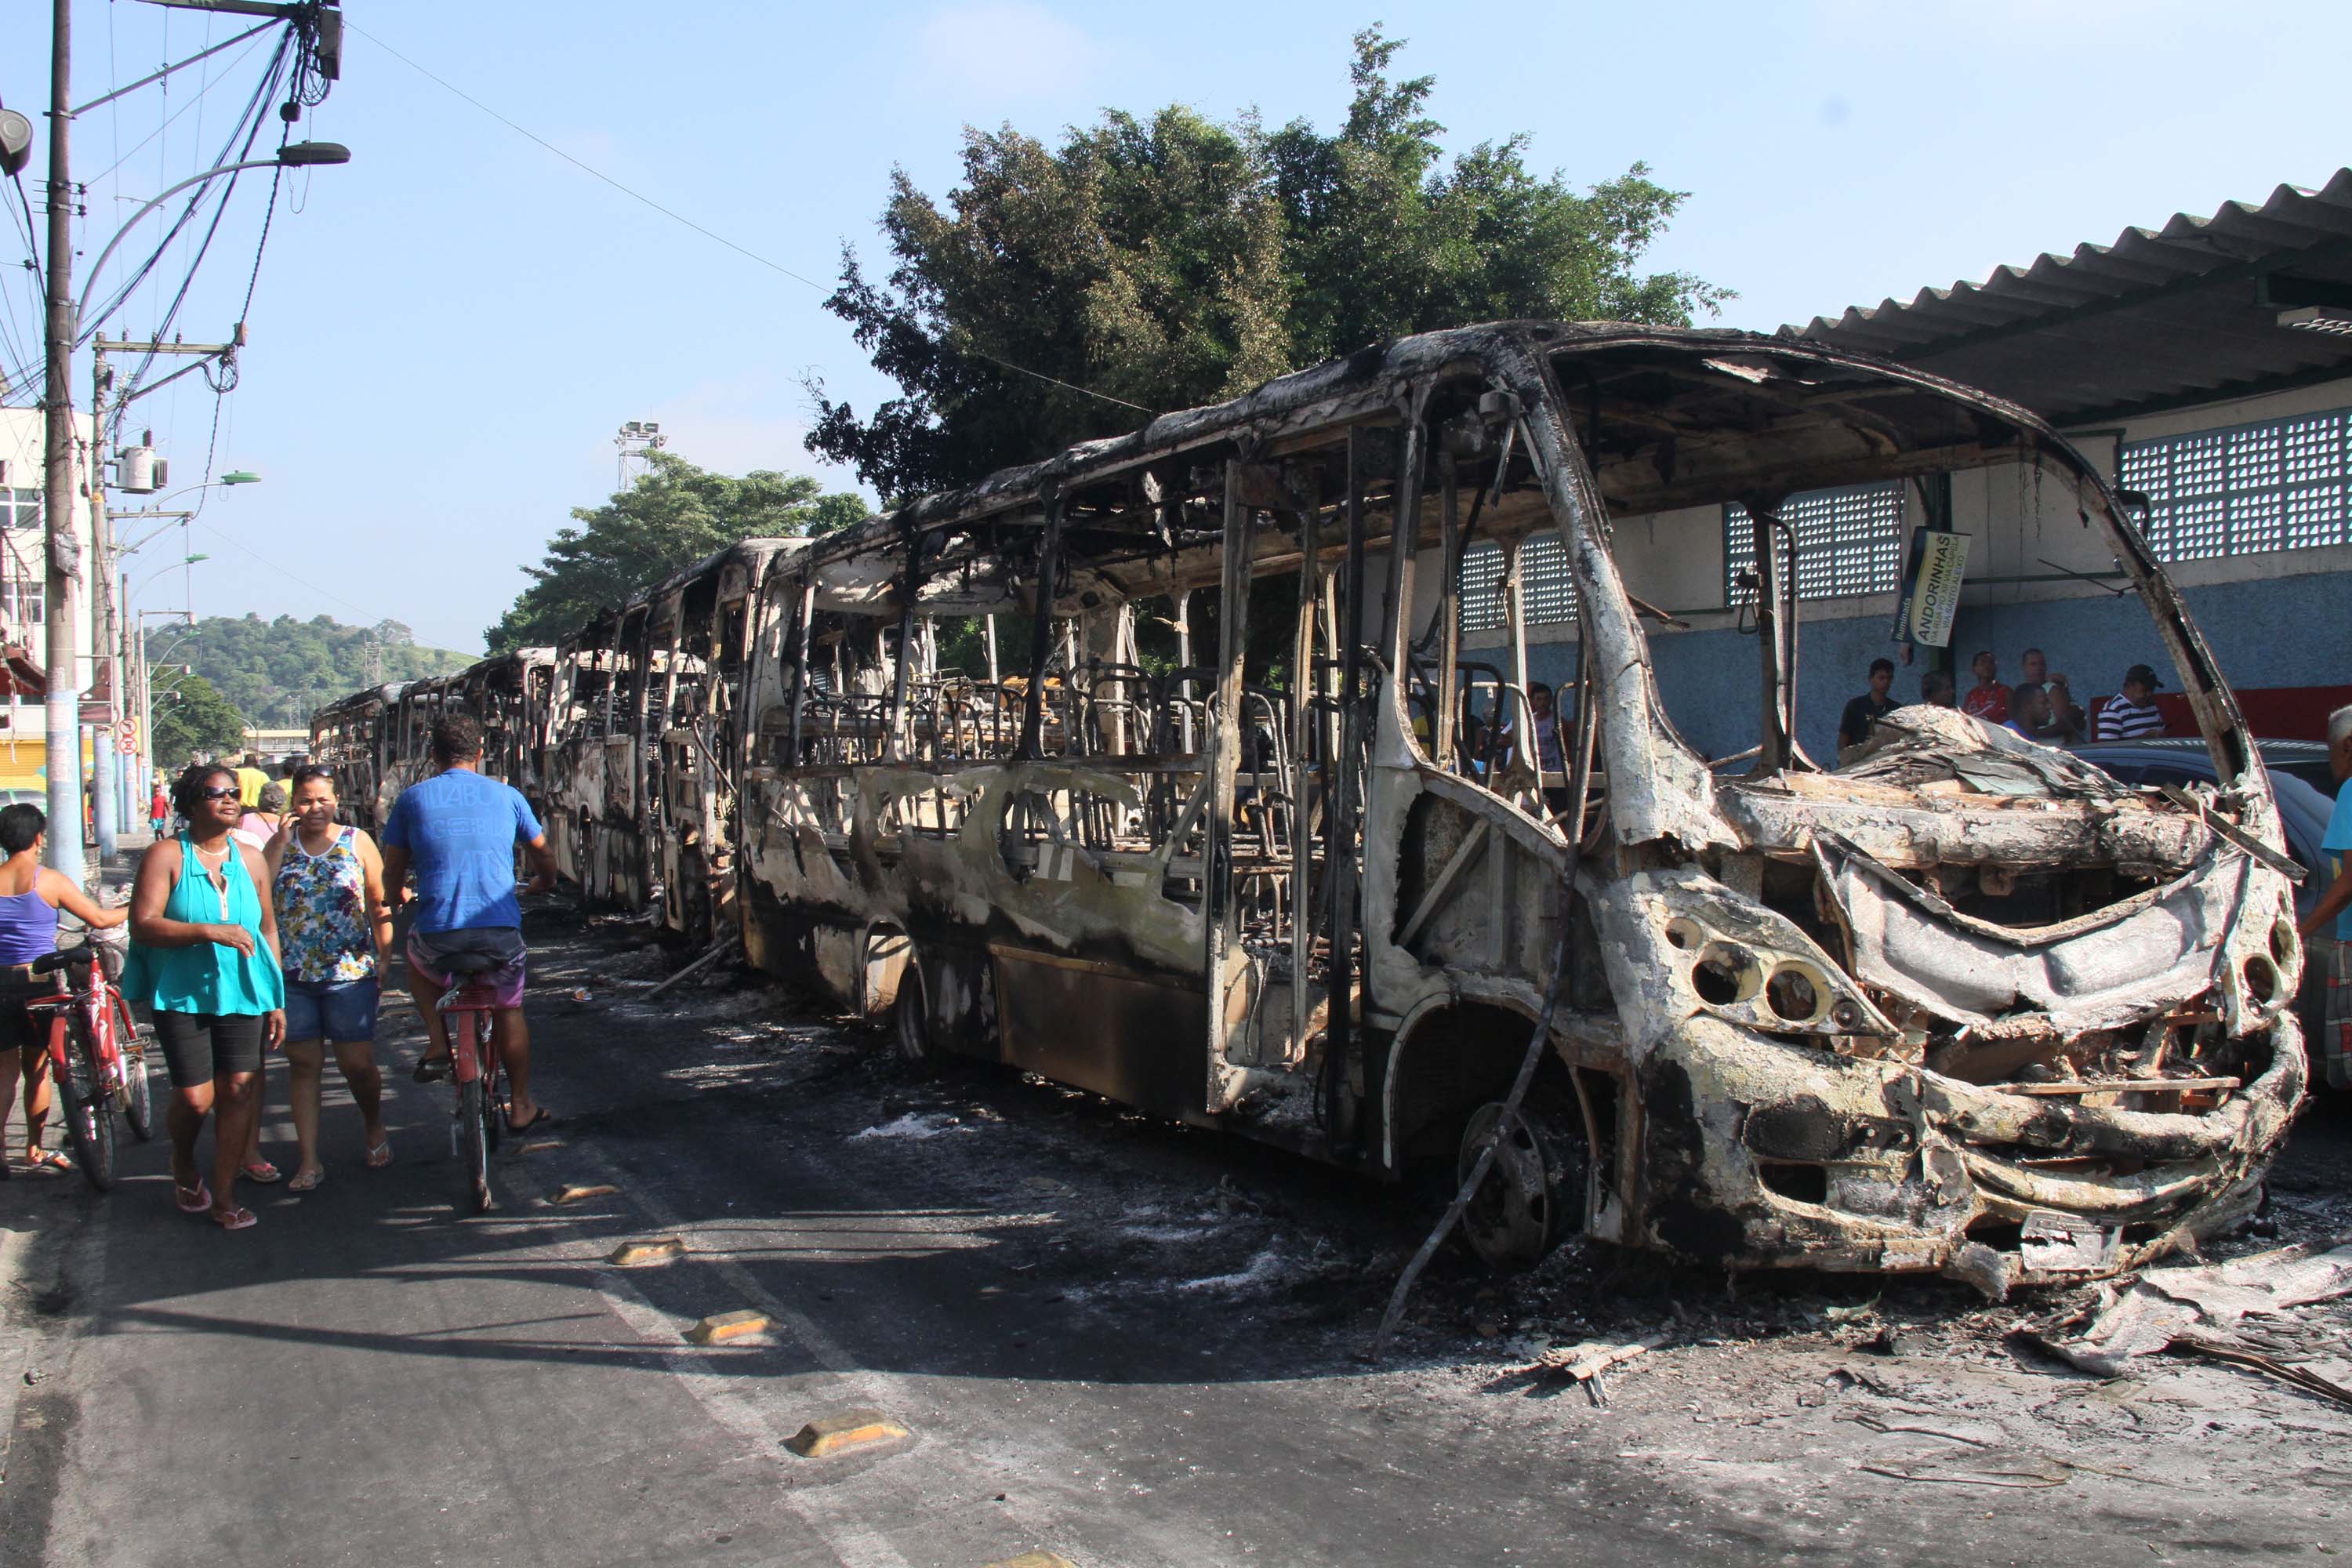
434,955,507,1213
24,938,153,1192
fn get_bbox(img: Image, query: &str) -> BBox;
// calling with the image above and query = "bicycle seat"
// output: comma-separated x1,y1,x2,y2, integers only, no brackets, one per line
32,942,123,981
435,949,506,976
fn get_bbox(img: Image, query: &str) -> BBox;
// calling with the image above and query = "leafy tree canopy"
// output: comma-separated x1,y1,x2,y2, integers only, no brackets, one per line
488,452,869,652
150,670,252,766
807,24,1730,499
147,614,474,734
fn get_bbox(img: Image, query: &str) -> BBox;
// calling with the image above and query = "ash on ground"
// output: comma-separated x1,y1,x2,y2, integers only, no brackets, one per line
535,919,2352,1551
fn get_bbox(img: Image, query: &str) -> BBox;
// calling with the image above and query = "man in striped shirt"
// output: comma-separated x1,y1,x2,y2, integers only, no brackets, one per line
2300,704,2352,1090
2093,663,2167,740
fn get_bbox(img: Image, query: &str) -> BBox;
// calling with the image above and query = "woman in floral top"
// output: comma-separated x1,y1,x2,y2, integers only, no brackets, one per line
264,765,396,1189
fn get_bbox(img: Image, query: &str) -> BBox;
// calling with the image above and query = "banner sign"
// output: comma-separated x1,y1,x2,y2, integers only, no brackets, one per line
1890,528,1971,648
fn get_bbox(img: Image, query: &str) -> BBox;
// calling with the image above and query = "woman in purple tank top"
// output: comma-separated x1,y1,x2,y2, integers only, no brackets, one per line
0,804,128,1174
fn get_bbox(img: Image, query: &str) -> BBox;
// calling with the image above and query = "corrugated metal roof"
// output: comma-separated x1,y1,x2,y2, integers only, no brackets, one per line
1786,169,2352,427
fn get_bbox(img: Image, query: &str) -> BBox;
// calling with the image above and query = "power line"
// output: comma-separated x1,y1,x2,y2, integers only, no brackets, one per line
348,23,829,291
345,21,1159,419
193,518,368,615
0,88,48,405
82,31,272,190
80,35,289,347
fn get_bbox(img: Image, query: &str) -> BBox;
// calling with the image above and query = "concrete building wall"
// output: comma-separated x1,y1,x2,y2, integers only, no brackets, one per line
0,407,98,679
1461,376,2352,761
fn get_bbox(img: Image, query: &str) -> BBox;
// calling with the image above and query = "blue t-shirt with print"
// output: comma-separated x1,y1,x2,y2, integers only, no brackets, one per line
2325,775,2352,942
381,768,544,934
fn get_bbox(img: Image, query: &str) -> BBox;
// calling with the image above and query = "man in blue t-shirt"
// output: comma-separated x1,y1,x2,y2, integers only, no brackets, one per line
380,713,561,1132
2301,705,2352,1092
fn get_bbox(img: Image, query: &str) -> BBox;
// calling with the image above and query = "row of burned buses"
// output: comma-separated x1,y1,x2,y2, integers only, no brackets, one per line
314,321,2305,1291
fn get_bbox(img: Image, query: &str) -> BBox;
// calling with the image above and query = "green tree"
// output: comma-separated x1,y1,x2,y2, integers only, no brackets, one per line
151,671,249,766
488,452,868,652
154,613,477,728
807,25,1729,499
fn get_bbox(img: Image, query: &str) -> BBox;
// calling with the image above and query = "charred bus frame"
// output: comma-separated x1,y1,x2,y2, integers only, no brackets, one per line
311,321,2304,1290
731,321,2303,1292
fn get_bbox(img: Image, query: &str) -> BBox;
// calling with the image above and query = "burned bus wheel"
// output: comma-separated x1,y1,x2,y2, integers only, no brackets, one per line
1457,1102,1585,1272
891,970,938,1064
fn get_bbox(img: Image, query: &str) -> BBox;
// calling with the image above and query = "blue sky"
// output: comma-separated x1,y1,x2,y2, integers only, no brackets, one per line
2,0,2341,655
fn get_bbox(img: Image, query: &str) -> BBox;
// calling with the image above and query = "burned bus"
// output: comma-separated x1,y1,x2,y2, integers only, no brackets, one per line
539,539,803,942
728,321,2303,1292
310,652,554,836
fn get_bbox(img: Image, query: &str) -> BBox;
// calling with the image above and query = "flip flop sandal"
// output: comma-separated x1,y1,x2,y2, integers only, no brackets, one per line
412,1056,452,1083
287,1168,326,1193
365,1138,393,1168
24,1149,73,1176
175,1178,212,1214
240,1160,282,1184
210,1207,258,1232
504,1106,559,1136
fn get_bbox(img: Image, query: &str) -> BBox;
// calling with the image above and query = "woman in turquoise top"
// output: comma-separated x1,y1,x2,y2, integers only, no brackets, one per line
126,763,287,1231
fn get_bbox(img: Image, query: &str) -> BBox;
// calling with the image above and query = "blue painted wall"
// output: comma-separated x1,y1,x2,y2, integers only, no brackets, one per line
1519,564,2352,764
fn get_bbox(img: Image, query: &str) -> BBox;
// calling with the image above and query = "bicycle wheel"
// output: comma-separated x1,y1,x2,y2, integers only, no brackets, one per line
114,996,154,1142
480,1012,503,1154
58,1014,117,1192
457,1077,492,1214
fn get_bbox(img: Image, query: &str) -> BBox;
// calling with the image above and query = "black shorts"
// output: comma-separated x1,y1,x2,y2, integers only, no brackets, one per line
152,1010,267,1087
0,967,64,1056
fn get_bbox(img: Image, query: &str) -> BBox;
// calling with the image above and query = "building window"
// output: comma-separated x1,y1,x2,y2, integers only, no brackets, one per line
2122,406,2349,561
0,577,40,627
0,489,41,532
1458,533,1577,633
1723,481,1906,604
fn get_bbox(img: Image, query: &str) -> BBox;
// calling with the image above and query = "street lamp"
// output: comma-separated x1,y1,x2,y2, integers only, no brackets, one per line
78,144,351,320
133,554,207,598
115,474,261,559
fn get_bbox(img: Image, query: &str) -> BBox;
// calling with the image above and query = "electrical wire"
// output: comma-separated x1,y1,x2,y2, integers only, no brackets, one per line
345,20,1159,419
193,518,368,615
82,32,271,190
0,88,49,406
79,34,289,348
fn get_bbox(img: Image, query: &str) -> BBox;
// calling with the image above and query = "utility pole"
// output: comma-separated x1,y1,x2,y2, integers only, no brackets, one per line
89,343,116,864
90,335,238,861
41,0,85,884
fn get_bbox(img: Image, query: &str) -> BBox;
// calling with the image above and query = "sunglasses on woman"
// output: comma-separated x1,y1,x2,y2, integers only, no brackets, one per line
199,786,240,801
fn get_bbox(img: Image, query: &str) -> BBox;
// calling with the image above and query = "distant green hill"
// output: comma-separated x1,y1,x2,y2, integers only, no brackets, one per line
145,615,477,728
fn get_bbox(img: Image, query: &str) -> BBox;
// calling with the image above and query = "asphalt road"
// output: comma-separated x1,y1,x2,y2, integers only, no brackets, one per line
0,912,2339,1567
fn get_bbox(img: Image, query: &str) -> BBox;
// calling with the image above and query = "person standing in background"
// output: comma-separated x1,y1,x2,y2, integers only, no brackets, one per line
1920,669,1956,708
2005,683,2051,743
234,783,286,852
2300,706,2352,1091
2020,648,2085,743
2094,663,2168,739
148,779,170,838
1838,658,1899,750
1962,651,2011,724
234,753,270,810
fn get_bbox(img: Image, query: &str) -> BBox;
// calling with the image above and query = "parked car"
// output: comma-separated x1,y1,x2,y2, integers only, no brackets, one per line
2075,738,2336,1078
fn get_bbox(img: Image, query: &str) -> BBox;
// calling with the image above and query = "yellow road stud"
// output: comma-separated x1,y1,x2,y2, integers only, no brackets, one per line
553,1182,618,1204
607,1237,685,1267
783,1407,910,1457
686,1309,768,1345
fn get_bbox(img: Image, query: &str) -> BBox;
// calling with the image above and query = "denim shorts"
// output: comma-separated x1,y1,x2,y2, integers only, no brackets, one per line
283,978,381,1044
